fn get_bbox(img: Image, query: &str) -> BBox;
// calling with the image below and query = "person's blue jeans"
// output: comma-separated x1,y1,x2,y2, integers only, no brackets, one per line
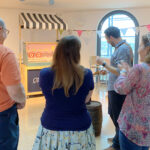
119,131,149,150
0,104,19,150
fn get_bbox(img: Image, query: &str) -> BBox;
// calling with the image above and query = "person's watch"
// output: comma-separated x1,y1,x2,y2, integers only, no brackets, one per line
120,69,127,75
102,62,106,67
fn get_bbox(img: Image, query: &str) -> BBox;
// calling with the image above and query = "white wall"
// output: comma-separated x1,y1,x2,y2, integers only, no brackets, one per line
0,7,150,67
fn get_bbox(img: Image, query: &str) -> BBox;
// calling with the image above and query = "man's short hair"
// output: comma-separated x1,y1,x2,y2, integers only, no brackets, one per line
0,18,6,29
104,26,121,38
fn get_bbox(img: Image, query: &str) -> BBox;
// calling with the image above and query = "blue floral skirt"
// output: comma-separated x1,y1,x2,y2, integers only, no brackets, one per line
32,124,96,150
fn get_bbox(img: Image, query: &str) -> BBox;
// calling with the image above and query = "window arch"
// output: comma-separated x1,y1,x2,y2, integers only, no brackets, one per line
97,10,139,64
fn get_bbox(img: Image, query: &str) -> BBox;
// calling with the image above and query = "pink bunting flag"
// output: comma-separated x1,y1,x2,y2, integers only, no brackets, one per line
77,30,83,37
146,25,150,31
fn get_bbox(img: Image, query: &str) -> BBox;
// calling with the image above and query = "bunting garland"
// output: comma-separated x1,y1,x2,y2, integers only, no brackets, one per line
58,24,150,38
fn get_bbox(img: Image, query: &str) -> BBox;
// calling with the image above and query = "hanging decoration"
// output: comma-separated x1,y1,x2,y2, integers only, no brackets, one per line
121,28,128,36
146,24,150,32
135,27,140,35
131,27,136,32
96,31,102,38
59,24,150,39
84,37,90,45
76,30,83,37
59,29,64,35
68,30,73,35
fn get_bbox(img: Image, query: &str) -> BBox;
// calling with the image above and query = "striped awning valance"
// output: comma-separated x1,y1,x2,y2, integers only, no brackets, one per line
19,13,68,30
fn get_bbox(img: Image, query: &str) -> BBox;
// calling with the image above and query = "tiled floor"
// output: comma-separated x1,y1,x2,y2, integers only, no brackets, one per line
18,83,115,150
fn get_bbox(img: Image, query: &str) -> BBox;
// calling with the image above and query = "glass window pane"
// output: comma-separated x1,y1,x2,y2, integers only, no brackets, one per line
101,37,108,56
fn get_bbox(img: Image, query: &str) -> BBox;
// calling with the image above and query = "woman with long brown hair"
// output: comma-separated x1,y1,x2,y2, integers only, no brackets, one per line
33,36,96,150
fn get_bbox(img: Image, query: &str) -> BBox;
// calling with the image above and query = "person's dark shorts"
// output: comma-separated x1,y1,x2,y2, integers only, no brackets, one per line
0,104,19,150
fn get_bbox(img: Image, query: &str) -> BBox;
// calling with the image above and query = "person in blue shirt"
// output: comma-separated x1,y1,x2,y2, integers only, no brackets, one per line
96,26,133,150
33,35,96,150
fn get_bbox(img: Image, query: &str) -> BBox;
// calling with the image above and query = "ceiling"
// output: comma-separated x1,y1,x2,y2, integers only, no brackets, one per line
1,0,150,11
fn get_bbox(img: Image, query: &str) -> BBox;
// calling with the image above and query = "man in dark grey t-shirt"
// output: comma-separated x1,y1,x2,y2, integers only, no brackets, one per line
97,26,133,150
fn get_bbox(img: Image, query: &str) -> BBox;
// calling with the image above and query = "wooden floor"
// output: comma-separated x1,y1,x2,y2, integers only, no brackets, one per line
18,83,115,150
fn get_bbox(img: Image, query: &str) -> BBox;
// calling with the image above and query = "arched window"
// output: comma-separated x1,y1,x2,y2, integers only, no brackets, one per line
97,10,139,64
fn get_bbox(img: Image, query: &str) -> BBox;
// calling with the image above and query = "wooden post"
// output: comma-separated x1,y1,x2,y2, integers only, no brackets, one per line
56,29,59,41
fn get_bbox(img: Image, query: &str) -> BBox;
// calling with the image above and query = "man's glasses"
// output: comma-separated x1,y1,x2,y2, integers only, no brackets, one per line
3,28,9,35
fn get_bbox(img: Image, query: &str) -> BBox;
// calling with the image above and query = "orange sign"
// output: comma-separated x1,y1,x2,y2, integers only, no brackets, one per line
25,42,57,63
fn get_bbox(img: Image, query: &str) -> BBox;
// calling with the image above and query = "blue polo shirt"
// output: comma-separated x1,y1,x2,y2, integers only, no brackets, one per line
108,40,132,91
40,67,94,131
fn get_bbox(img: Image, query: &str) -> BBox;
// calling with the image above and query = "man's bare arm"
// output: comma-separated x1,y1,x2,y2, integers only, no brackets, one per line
6,83,26,103
96,57,120,76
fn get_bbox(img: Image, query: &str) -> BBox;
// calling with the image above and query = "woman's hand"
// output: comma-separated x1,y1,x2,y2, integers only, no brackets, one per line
118,61,131,72
118,61,131,75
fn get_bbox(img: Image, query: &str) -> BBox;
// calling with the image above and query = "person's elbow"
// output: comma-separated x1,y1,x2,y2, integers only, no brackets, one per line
13,88,26,103
6,83,26,103
85,90,93,103
114,82,129,95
